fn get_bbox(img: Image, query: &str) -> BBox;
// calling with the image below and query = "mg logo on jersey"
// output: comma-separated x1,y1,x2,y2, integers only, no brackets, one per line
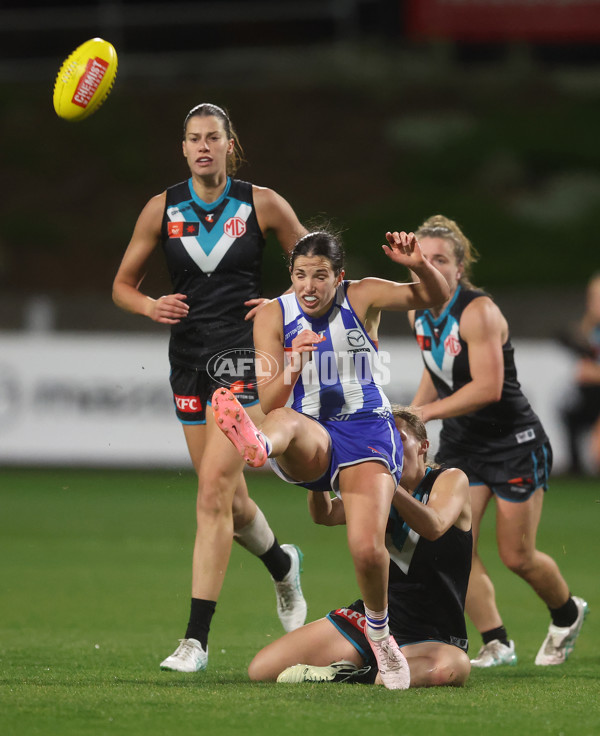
174,394,202,413
444,335,462,357
224,216,247,238
346,329,365,348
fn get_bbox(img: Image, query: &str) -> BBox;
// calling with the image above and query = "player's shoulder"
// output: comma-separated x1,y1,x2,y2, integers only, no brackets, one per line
254,297,282,325
431,467,471,527
459,287,495,313
138,190,167,224
435,466,469,487
345,276,381,300
251,183,278,206
460,290,504,330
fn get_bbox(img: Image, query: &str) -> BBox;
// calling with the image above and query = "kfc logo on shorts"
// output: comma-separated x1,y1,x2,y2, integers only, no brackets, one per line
335,607,367,632
224,217,247,238
174,394,202,413
444,335,462,357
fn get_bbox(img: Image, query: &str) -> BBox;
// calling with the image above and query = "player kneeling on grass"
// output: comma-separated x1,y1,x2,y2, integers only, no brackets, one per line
247,408,473,688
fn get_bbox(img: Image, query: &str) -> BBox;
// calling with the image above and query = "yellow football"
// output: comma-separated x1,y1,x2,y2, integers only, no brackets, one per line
53,38,118,122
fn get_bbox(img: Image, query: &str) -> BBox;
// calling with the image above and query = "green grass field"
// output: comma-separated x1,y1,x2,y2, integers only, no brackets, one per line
1,469,598,736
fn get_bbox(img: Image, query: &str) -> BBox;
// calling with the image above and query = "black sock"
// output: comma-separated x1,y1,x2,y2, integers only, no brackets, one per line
482,626,509,647
184,598,216,648
549,596,578,628
259,539,292,581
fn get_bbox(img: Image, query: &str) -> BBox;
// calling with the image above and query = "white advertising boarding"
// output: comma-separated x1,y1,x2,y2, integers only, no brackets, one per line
0,333,577,470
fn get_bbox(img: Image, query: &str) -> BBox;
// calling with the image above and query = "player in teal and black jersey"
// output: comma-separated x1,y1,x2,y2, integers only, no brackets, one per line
113,103,308,674
408,214,588,670
247,408,473,688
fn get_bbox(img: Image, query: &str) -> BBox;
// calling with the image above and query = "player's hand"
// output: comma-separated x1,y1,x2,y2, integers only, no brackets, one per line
382,231,426,270
244,298,270,321
287,330,326,371
291,330,325,354
411,404,439,423
148,293,189,324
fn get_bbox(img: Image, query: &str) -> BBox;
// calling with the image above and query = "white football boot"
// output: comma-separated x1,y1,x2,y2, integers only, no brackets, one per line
160,638,208,672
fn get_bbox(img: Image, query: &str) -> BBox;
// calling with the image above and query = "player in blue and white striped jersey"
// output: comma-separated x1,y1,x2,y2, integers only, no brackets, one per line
212,228,450,689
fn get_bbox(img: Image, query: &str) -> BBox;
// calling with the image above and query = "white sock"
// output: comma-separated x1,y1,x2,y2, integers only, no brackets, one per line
233,507,275,556
364,606,390,641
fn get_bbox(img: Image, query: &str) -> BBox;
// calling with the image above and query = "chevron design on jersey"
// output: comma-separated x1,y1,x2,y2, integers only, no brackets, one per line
386,485,429,573
166,201,252,275
415,313,461,391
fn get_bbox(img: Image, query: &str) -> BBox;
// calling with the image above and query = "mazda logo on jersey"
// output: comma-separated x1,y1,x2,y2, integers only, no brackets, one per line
346,329,365,348
168,221,199,237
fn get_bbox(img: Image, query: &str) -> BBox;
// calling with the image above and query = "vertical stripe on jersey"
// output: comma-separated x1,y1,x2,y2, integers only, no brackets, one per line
278,283,391,421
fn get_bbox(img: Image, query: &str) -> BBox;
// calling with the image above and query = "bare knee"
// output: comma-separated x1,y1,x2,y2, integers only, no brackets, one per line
247,652,276,682
349,540,387,577
404,646,471,688
499,547,535,577
247,656,262,682
196,473,235,520
427,660,470,687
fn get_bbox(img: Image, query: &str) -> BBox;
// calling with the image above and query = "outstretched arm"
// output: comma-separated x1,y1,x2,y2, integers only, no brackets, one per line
347,231,450,317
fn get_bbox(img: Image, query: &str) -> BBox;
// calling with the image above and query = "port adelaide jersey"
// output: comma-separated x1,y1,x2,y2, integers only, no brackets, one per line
161,177,265,369
278,281,391,421
386,467,471,650
413,286,547,458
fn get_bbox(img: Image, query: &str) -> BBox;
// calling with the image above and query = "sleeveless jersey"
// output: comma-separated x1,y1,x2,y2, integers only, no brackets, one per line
161,177,265,369
413,286,548,459
386,467,472,649
278,281,391,421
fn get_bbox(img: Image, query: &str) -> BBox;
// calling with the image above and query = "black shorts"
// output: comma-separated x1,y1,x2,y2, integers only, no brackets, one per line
326,599,468,682
169,358,259,424
436,440,553,502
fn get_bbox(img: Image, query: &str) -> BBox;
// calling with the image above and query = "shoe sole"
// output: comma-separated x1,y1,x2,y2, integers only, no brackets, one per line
470,657,517,668
277,661,360,684
277,664,335,683
212,388,267,467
